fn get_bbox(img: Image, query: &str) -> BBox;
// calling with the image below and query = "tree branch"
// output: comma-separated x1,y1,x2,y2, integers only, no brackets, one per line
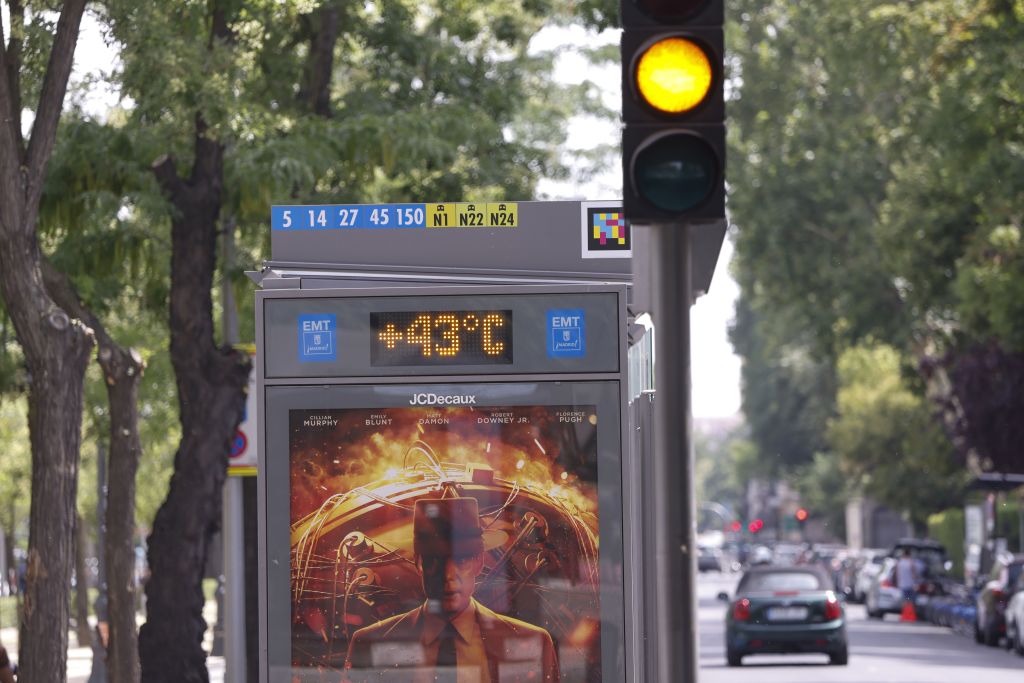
151,153,184,199
0,9,21,204
24,0,88,224
5,0,25,157
298,3,340,117
39,258,107,349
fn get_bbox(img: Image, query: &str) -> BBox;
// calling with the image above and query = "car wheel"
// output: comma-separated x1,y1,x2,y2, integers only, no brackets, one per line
984,619,1000,647
867,605,882,619
1016,624,1024,656
829,646,849,666
726,649,743,667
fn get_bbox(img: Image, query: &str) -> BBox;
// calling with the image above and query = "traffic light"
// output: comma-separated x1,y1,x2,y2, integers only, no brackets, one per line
795,508,809,524
620,1,725,223
747,518,763,534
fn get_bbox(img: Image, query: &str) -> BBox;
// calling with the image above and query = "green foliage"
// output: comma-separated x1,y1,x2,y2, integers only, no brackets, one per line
828,344,967,529
695,427,748,521
728,0,1024,513
0,400,31,546
928,507,965,578
994,495,1022,552
794,453,849,540
729,296,834,477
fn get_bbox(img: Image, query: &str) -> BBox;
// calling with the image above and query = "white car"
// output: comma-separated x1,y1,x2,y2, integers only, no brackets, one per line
853,552,886,603
1005,569,1024,655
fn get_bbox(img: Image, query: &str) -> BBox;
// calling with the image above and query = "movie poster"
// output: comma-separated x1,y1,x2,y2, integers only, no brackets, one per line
289,403,603,682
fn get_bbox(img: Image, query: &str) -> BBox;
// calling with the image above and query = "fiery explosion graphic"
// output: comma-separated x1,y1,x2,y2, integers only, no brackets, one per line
289,405,604,680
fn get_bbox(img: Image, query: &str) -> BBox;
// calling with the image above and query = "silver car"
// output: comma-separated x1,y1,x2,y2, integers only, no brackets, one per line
865,557,903,618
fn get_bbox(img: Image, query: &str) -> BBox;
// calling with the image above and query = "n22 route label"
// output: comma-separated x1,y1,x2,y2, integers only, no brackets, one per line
271,203,518,231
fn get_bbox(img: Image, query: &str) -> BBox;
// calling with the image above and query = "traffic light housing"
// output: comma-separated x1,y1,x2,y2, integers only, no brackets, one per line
621,1,725,223
795,508,809,523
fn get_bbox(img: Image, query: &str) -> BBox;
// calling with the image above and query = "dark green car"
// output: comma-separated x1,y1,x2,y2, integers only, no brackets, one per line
723,565,848,666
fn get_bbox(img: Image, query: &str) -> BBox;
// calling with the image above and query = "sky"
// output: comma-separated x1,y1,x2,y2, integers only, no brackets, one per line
64,13,742,420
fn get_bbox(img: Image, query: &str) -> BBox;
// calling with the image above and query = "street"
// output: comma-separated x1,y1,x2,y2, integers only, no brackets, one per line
698,571,1024,683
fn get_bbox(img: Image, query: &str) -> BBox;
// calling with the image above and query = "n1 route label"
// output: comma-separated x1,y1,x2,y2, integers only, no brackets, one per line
271,203,518,231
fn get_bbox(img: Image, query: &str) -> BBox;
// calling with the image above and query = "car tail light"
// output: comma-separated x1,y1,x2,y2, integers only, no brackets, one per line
733,598,751,621
824,593,842,620
880,577,893,588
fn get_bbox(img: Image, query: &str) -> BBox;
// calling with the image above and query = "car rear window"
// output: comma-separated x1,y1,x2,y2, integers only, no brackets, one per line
740,571,825,592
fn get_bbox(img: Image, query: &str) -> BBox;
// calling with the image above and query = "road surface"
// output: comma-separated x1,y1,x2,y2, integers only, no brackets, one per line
698,570,1024,683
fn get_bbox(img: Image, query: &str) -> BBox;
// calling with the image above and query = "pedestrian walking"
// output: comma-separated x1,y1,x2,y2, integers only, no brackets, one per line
896,549,919,604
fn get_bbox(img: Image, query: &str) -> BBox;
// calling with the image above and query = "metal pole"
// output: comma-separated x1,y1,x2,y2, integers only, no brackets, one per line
221,217,248,682
224,479,246,681
89,442,109,683
638,223,697,682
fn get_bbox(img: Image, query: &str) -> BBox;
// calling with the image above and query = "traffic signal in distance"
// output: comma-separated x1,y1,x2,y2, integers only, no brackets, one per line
748,518,764,534
795,508,809,523
620,1,725,224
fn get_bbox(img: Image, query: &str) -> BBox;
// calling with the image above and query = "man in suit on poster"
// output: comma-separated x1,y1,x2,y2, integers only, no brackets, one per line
345,497,560,683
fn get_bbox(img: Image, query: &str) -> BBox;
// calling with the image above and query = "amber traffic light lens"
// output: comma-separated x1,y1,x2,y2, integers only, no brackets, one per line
635,37,713,114
635,0,709,20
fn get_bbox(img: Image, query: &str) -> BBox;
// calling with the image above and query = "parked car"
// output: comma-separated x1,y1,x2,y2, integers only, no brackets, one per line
852,551,886,603
698,545,723,572
975,553,1024,647
865,558,903,619
721,565,848,666
1005,566,1024,655
891,538,955,604
750,545,773,566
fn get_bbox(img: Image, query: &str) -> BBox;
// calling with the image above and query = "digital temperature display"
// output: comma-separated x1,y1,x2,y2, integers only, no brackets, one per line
370,311,513,366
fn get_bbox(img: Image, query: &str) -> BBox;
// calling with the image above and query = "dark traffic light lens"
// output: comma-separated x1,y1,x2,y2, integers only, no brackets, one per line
635,0,710,20
632,132,718,212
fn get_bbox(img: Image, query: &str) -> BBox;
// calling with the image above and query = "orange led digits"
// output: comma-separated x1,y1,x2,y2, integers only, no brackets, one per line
378,322,403,349
370,310,513,366
435,314,461,357
406,314,433,357
481,313,505,356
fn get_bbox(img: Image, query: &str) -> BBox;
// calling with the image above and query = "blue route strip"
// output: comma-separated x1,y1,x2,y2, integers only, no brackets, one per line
271,204,428,231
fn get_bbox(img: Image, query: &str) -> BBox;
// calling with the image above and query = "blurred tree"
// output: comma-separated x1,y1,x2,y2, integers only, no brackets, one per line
728,0,1024,489
694,427,747,523
827,344,967,532
729,296,835,477
794,453,849,540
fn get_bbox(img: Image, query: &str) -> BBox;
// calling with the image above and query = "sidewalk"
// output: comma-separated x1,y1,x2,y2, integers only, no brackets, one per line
2,598,225,682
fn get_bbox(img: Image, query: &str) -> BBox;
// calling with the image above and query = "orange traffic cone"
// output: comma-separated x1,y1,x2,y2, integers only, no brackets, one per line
900,600,917,622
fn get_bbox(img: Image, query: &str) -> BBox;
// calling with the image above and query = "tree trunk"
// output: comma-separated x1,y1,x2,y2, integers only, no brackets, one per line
0,1,91,678
74,514,93,649
42,260,146,683
298,3,341,116
137,124,251,682
101,343,144,683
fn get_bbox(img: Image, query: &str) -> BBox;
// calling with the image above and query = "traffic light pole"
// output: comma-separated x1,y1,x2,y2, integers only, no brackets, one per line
636,223,698,683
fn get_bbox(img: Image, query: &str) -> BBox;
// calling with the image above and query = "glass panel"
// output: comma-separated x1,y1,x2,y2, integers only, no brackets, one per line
276,387,620,682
